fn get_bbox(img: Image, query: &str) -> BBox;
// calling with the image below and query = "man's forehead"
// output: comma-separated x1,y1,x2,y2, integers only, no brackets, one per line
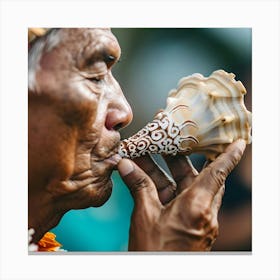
61,28,117,46
60,28,121,58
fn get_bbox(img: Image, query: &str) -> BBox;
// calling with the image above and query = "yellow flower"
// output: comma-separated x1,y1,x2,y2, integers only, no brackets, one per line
28,28,48,43
37,232,62,252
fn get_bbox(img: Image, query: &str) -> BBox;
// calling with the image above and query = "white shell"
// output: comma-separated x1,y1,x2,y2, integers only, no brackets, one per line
119,70,252,160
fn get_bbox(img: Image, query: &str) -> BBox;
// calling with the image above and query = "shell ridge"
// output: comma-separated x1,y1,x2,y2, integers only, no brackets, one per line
118,70,252,160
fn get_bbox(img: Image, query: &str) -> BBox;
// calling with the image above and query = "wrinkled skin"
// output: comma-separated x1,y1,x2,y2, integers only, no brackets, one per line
29,28,246,250
118,140,246,251
28,29,132,242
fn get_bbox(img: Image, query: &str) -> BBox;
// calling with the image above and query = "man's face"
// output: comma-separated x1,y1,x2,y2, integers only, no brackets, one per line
28,28,132,209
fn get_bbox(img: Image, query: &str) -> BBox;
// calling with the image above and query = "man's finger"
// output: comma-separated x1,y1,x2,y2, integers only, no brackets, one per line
212,184,225,217
133,154,176,204
194,139,246,198
164,154,198,193
117,158,162,209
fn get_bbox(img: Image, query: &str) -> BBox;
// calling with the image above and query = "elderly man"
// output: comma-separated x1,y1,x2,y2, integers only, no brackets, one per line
28,28,246,251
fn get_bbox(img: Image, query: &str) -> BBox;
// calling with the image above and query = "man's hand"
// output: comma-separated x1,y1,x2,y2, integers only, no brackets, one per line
117,139,246,251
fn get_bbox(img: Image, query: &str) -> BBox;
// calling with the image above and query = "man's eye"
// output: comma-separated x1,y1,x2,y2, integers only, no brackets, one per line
87,76,102,83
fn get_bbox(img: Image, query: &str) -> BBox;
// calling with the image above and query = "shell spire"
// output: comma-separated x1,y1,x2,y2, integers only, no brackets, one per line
119,70,252,161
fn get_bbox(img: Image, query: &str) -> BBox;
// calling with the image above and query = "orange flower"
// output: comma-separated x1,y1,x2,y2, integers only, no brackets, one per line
37,232,62,252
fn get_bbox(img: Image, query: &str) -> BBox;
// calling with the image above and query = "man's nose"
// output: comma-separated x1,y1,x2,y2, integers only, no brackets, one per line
105,96,133,131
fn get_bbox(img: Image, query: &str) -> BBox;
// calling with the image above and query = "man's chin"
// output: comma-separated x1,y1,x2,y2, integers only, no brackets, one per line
90,177,113,207
88,157,119,207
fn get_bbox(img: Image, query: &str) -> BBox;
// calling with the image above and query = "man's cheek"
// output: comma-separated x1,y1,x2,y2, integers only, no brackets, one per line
54,83,98,128
37,69,97,128
29,105,78,186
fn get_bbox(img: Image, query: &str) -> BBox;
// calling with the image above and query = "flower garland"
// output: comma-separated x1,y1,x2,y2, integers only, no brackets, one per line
28,229,64,252
37,232,63,252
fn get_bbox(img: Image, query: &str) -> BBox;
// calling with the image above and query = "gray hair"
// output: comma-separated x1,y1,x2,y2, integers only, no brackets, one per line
28,28,61,93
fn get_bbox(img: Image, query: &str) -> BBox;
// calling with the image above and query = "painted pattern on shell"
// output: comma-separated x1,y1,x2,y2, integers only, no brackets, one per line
119,105,199,158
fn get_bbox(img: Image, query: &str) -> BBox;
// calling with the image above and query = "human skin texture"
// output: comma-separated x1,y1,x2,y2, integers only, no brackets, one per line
118,140,246,251
29,28,246,250
28,28,132,242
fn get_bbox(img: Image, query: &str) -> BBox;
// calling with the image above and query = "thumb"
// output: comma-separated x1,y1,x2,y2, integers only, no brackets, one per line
117,158,161,207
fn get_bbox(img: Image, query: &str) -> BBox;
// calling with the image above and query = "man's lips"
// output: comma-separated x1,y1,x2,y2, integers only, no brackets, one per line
103,153,122,167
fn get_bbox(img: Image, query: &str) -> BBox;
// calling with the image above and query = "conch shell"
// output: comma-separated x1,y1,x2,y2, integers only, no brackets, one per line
119,70,252,161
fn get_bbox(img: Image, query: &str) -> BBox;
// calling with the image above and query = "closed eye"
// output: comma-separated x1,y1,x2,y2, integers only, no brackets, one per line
86,73,106,83
78,69,105,84
88,76,102,83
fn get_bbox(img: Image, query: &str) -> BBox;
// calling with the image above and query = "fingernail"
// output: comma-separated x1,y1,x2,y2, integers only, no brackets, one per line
118,159,134,177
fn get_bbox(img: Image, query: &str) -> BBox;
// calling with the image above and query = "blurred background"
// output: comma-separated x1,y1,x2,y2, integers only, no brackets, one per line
52,28,252,252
